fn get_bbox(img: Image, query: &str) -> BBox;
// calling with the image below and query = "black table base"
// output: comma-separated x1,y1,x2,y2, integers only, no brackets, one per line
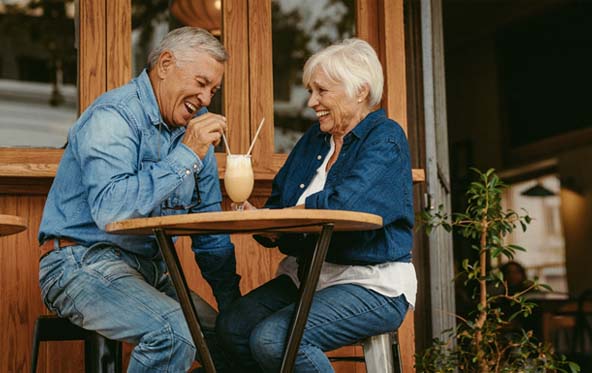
154,223,335,373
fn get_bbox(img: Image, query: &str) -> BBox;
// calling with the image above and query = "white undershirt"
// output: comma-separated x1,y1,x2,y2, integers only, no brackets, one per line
276,137,417,306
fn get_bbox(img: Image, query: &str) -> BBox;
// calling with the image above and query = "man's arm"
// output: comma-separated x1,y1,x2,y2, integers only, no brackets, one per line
190,148,241,311
74,107,202,229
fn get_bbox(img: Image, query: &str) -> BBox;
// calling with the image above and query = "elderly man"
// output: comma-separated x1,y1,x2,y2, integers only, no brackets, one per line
38,27,240,372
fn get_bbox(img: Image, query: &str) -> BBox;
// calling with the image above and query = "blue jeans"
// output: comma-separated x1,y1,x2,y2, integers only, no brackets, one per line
216,275,409,372
39,242,229,372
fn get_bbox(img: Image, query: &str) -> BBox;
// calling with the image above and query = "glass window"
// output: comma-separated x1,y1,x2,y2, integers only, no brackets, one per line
0,0,77,147
501,175,568,294
271,0,355,153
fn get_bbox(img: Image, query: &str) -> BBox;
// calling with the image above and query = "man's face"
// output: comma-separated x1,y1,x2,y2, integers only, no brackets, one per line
155,50,224,127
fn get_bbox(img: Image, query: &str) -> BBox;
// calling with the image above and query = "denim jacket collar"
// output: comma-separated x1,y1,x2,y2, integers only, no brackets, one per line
316,109,387,145
350,109,386,140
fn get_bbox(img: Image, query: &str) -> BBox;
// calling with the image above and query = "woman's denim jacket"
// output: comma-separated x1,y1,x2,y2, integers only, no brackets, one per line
262,109,414,265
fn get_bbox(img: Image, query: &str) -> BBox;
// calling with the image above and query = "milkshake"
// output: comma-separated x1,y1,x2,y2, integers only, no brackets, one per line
224,154,254,210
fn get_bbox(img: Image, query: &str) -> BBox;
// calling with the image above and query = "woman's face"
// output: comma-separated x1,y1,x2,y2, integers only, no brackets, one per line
306,66,368,137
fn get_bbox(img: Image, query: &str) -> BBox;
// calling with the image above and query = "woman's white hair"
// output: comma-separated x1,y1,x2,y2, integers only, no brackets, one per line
302,38,383,107
147,27,227,70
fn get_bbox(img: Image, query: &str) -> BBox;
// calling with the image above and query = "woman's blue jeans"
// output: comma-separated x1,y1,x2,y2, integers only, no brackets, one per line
216,275,409,372
39,242,229,372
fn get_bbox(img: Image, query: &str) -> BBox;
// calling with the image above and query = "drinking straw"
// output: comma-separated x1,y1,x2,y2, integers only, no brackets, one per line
246,117,266,156
221,132,232,155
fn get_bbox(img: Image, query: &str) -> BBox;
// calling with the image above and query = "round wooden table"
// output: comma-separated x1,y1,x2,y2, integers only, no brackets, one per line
107,209,382,373
0,214,27,237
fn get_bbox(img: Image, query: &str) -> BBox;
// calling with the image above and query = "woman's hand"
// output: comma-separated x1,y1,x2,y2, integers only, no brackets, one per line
231,200,256,210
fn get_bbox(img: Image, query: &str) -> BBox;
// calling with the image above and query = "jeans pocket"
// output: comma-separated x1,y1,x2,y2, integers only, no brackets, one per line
40,269,64,313
81,245,139,284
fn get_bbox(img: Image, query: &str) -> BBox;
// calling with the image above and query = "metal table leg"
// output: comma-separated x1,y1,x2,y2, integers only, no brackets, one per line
154,229,216,373
280,223,334,373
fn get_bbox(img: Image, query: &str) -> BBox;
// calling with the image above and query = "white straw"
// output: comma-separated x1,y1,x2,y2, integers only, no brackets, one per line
246,117,266,156
221,132,232,155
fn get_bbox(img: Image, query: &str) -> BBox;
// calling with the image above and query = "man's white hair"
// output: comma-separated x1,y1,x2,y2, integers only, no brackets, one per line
147,27,227,70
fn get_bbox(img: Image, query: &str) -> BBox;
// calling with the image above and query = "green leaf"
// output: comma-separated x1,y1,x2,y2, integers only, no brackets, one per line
568,361,581,372
508,244,526,252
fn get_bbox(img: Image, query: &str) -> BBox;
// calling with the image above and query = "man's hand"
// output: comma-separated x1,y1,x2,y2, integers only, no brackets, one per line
182,113,227,159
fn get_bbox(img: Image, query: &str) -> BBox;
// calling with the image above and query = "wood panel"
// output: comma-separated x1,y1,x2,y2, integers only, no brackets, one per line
0,194,89,373
106,0,131,90
248,0,276,175
78,0,107,113
0,187,285,372
378,0,416,370
222,0,250,154
378,0,408,134
357,0,380,52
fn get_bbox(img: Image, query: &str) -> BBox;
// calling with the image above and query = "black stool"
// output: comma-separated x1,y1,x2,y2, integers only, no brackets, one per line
31,315,122,373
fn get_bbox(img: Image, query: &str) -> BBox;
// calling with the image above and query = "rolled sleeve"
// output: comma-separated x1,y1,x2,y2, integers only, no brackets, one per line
164,143,203,178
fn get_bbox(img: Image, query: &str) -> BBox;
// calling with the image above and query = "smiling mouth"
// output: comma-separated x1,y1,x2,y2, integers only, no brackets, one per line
316,110,330,118
185,101,198,115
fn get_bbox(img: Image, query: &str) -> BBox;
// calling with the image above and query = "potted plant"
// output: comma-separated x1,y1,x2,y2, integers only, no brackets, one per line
416,168,579,373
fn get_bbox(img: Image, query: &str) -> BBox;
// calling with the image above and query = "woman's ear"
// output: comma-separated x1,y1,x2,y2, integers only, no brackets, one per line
357,84,370,103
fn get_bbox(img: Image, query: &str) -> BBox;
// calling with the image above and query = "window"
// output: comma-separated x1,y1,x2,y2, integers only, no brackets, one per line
0,0,77,147
501,175,567,294
271,0,355,153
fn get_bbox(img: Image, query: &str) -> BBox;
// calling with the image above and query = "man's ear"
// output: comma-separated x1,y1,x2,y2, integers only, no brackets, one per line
156,50,175,79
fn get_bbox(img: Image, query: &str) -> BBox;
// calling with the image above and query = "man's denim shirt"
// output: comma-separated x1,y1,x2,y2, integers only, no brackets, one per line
39,70,240,309
264,109,414,265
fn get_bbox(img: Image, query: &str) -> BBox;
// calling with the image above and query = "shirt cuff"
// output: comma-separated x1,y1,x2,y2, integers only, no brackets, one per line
165,143,204,179
304,191,324,209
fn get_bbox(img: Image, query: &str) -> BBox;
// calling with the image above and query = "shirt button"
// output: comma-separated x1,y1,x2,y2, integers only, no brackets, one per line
317,155,322,160
185,169,191,175
299,183,305,189
193,164,198,170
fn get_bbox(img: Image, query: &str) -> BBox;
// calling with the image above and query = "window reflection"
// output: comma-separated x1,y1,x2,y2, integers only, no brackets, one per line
0,0,77,147
272,0,355,153
502,175,568,294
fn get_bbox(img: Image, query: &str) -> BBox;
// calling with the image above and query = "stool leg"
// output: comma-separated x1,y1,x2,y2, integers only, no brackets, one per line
85,333,122,373
362,334,394,373
30,319,41,373
392,332,403,373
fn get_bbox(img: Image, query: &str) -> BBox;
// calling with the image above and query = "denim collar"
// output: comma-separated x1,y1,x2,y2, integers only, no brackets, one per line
135,69,185,135
350,109,386,139
316,108,386,144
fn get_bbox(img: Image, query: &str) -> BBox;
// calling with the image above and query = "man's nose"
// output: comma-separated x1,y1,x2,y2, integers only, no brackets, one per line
199,93,211,108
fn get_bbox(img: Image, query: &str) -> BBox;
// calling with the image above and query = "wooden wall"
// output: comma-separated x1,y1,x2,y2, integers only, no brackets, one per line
0,180,372,372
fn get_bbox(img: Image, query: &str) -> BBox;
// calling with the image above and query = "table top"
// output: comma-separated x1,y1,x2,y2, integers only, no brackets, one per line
105,209,382,236
0,214,27,237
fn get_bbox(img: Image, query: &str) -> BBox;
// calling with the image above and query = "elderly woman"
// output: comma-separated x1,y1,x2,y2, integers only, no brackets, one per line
216,38,416,372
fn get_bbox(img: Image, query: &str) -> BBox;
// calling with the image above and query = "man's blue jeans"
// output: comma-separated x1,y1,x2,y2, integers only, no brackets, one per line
216,275,409,372
39,242,226,372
